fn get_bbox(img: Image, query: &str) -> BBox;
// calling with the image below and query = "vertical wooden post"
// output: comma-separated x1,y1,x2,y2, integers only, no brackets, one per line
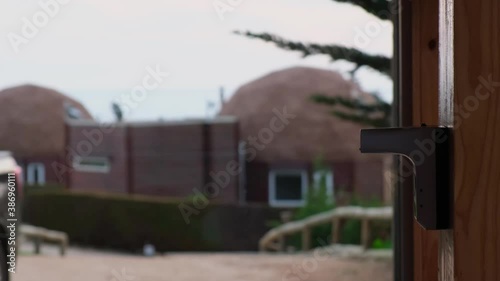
332,218,340,244
438,0,500,280
60,236,68,256
34,237,41,255
302,227,311,251
411,0,440,280
276,236,285,252
361,219,370,250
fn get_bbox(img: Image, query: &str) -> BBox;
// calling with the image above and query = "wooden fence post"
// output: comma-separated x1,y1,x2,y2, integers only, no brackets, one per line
302,227,311,251
332,218,341,244
361,219,370,250
276,235,285,252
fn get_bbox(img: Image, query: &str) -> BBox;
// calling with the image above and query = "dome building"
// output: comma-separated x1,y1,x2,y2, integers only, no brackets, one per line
219,67,390,206
0,84,93,186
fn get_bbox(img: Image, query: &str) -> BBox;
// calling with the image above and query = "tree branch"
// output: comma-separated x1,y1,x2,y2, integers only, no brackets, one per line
235,31,391,76
311,94,390,113
311,94,391,127
331,0,393,20
331,111,390,127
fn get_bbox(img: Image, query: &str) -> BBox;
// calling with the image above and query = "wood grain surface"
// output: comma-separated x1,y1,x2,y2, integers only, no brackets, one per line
412,0,440,280
440,0,500,280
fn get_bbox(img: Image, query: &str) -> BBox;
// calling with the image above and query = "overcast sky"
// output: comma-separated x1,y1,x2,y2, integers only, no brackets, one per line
0,0,392,121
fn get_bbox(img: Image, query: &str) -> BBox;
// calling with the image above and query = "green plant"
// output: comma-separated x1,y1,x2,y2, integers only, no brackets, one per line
266,154,392,250
340,219,361,244
339,197,391,248
295,157,335,220
269,157,335,250
22,190,280,252
371,238,392,249
294,166,335,248
23,183,65,195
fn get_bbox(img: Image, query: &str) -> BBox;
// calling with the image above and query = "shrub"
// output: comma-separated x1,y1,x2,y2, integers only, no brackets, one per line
267,164,391,250
340,195,386,245
270,157,335,250
294,159,335,248
22,190,280,252
371,238,392,249
23,183,65,195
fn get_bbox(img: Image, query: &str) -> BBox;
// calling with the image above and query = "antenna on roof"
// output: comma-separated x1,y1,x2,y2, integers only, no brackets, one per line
112,102,124,122
206,100,216,119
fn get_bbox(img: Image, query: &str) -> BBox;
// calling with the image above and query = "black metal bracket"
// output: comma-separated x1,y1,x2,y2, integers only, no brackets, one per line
360,126,452,230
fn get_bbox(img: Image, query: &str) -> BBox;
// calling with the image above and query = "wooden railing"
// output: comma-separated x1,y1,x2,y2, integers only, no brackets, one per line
259,206,393,252
21,224,69,256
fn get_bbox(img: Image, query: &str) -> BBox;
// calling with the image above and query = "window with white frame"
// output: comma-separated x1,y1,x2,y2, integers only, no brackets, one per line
269,170,308,207
26,162,46,185
313,170,334,201
72,156,110,173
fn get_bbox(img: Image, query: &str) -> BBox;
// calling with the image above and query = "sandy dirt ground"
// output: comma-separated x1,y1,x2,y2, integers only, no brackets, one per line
12,251,392,281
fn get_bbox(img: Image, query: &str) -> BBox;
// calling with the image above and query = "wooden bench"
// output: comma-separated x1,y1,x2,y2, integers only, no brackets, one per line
20,225,69,256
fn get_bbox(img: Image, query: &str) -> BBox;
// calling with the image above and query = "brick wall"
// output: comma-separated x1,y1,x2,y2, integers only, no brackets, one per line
207,122,240,203
353,159,385,200
17,156,66,186
66,119,240,204
67,124,128,193
66,120,384,205
128,123,205,197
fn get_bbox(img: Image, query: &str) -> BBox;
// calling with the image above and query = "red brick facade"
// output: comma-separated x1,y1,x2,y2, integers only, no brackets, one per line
67,124,128,194
65,118,385,206
66,119,240,204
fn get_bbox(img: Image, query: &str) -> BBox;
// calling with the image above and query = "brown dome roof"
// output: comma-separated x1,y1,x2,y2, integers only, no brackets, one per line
0,84,93,157
219,66,379,163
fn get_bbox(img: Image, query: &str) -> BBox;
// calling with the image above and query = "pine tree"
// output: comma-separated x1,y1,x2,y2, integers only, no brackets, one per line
235,0,394,127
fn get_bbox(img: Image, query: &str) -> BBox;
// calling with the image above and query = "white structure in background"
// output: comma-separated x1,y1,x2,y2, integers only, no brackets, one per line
26,162,45,185
143,243,156,257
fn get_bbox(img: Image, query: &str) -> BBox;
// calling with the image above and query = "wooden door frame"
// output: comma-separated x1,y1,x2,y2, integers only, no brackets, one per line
397,0,441,280
394,0,416,280
399,0,500,280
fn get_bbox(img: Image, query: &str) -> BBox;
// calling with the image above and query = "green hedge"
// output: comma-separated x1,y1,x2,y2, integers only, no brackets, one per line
22,190,280,252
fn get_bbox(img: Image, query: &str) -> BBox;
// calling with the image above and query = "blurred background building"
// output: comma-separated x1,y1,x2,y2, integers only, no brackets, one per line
0,67,389,206
0,84,93,186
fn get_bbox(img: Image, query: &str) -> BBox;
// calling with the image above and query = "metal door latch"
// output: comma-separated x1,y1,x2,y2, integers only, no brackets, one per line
360,126,452,230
